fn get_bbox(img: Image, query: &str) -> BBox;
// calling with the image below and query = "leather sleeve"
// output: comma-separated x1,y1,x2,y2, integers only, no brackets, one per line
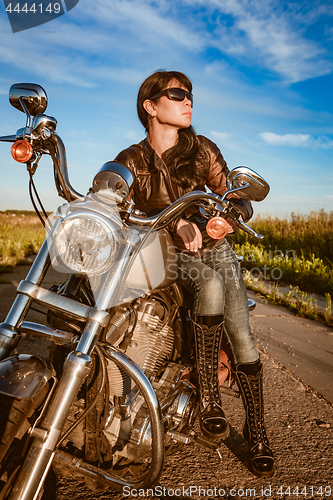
200,136,253,222
113,147,138,176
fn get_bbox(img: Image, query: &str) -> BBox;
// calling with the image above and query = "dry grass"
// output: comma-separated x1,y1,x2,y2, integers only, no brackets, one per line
0,211,45,271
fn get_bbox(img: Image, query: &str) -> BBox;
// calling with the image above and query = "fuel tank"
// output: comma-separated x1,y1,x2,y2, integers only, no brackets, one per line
125,229,178,291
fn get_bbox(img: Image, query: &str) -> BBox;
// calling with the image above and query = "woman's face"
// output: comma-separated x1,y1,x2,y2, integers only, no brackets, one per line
147,78,193,130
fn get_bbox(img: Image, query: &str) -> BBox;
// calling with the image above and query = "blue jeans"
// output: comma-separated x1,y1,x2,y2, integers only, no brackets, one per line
177,239,259,364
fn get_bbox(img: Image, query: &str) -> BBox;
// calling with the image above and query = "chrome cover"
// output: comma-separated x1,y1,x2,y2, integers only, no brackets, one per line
227,166,270,201
125,229,177,291
9,83,48,116
0,354,55,399
92,162,134,203
32,114,57,136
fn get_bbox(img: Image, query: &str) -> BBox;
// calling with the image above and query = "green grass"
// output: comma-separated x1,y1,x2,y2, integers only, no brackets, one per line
234,209,333,264
235,240,333,296
243,273,332,326
0,211,45,271
232,210,333,297
1,208,333,302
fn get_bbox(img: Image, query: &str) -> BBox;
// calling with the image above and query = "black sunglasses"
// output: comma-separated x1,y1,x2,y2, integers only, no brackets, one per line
149,87,193,106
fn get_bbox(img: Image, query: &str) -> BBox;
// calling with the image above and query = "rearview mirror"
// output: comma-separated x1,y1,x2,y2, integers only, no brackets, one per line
227,166,270,202
9,83,48,116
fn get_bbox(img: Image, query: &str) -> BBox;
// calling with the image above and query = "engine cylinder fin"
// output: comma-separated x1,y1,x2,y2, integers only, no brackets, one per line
107,309,174,398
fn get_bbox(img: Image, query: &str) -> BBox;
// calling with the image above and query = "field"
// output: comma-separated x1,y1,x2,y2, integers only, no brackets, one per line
232,209,333,297
0,211,46,271
1,208,332,301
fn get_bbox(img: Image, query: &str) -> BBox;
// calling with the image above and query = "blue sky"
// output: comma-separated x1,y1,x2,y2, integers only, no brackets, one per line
0,0,332,217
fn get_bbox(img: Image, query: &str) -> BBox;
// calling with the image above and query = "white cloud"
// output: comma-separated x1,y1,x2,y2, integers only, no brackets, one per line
210,131,231,142
186,0,333,82
0,1,206,88
80,0,204,52
125,131,142,142
1,0,332,89
209,130,243,153
260,132,312,146
260,132,333,148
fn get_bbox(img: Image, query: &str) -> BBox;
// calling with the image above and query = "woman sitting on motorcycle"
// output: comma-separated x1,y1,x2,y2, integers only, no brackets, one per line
113,70,274,478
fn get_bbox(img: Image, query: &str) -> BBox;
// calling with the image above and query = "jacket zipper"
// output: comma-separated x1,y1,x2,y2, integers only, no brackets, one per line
163,164,178,202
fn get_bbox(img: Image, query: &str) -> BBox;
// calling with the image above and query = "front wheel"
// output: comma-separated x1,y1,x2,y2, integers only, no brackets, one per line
0,388,49,499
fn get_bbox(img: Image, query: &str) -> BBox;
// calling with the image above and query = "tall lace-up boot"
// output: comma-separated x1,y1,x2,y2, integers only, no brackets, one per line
192,315,229,440
236,360,275,478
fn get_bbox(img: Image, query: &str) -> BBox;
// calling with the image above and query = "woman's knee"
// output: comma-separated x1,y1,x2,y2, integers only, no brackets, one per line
200,272,224,297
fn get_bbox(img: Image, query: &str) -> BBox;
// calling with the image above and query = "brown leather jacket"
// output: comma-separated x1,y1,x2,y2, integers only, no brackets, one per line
114,135,253,253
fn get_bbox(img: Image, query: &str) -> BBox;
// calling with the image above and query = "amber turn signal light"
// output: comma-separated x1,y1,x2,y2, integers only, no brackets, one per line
11,140,33,163
206,217,229,239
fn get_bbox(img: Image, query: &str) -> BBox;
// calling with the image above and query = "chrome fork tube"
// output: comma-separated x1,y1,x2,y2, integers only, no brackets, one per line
9,351,92,500
0,239,51,360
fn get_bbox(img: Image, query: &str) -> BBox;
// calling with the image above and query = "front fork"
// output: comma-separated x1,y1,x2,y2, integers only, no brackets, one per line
9,351,92,500
1,231,164,500
0,238,105,500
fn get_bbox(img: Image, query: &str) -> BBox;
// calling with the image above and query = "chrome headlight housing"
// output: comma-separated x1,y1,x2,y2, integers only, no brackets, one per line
92,162,134,204
51,212,119,276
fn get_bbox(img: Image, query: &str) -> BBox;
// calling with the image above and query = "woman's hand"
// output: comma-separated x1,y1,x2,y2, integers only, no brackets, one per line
176,218,202,253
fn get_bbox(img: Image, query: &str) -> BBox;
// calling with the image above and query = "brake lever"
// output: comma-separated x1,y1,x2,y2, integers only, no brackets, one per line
234,218,265,240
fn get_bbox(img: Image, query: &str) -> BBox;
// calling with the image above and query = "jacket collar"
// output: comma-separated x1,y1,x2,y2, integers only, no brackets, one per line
143,137,175,170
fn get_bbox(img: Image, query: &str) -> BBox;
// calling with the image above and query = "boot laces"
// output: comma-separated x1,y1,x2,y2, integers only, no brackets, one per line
239,370,268,446
194,322,223,408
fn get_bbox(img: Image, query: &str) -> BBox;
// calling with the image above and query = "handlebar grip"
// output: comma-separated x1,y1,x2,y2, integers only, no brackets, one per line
0,135,16,143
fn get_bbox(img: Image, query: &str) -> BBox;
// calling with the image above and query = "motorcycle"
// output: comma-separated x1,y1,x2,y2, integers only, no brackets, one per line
0,83,269,500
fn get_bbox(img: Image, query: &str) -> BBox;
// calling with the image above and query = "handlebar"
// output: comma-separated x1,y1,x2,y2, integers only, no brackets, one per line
48,134,85,202
0,127,85,203
126,190,264,240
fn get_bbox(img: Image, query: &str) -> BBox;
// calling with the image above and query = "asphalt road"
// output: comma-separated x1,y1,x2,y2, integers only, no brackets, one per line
248,290,333,404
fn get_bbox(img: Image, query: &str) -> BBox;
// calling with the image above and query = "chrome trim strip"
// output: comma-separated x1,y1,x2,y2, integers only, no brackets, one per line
19,321,76,346
248,298,256,311
17,280,110,327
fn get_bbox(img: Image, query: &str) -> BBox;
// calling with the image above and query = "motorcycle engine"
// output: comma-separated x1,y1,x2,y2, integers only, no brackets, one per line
103,296,197,463
106,298,174,397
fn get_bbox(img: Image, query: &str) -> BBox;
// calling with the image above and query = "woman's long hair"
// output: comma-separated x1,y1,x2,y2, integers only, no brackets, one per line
137,70,210,189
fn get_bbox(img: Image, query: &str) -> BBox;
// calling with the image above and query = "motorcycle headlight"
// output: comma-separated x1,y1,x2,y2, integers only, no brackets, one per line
51,213,119,275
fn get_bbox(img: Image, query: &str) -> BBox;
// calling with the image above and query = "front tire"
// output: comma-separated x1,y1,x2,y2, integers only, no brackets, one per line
0,387,49,498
